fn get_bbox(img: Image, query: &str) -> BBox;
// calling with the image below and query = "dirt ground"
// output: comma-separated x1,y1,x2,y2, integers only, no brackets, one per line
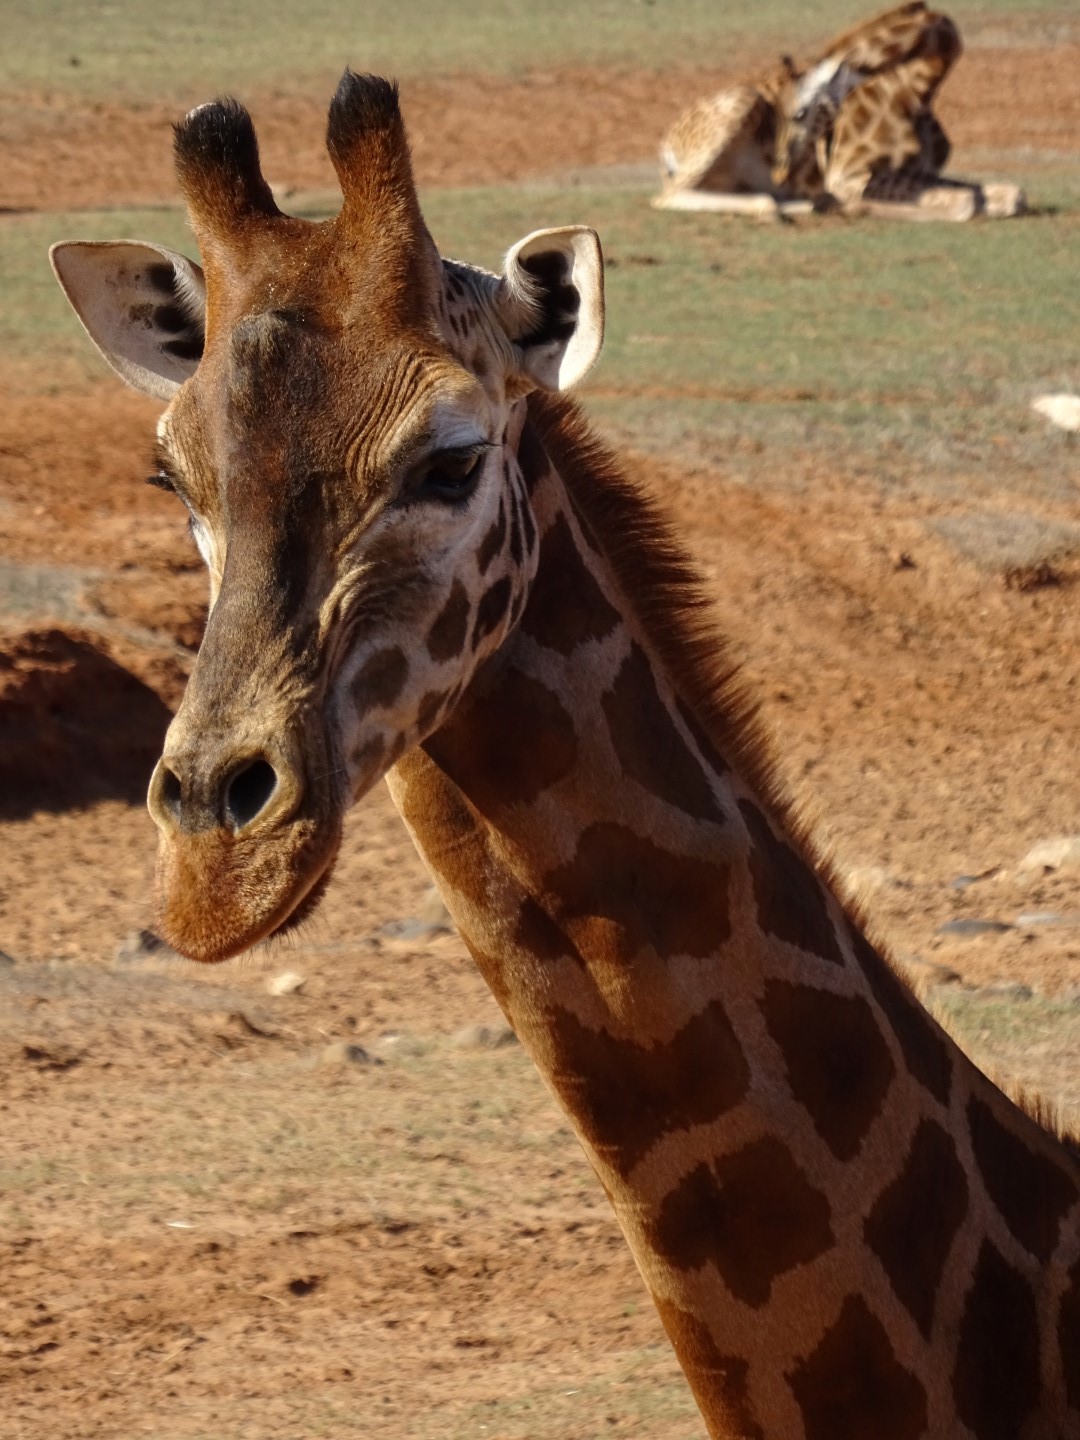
1,46,1079,1440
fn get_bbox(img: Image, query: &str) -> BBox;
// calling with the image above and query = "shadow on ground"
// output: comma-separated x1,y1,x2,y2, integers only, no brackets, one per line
0,628,172,816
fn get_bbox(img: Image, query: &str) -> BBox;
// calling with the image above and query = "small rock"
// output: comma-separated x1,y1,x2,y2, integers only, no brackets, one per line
266,970,305,996
375,888,454,945
374,1030,427,1058
318,1040,380,1069
948,868,1000,891
900,956,963,987
23,1040,82,1071
979,981,1034,1001
116,929,174,965
451,1023,518,1050
191,1010,279,1045
1016,911,1079,928
1017,837,1080,875
1032,394,1080,433
936,918,1013,937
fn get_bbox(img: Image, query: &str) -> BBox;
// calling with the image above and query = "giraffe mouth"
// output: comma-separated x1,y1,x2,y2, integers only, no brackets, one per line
266,853,338,940
153,814,343,964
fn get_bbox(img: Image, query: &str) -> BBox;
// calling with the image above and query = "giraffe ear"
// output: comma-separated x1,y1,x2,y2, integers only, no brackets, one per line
497,226,604,393
50,240,206,401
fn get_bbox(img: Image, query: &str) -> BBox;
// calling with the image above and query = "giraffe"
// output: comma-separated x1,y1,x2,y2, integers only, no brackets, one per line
772,2,978,218
51,74,1079,1438
655,60,797,217
656,2,1025,221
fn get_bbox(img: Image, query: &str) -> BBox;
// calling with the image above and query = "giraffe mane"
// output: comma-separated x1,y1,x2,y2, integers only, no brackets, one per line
529,391,1080,1159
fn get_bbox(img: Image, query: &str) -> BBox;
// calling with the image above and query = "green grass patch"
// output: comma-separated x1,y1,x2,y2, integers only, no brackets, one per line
8,173,1078,485
931,987,1080,1130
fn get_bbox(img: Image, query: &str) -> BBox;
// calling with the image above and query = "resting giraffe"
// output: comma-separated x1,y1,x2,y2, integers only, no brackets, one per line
656,2,1025,221
52,74,1079,1439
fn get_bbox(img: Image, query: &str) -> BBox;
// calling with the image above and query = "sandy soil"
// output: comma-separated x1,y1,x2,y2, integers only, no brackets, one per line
1,51,1079,1440
2,45,1078,214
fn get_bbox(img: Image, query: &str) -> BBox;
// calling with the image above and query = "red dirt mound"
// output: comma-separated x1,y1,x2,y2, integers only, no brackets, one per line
0,627,173,816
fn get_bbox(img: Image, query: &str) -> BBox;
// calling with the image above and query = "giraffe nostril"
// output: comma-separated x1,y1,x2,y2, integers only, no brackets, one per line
224,758,278,832
159,764,183,824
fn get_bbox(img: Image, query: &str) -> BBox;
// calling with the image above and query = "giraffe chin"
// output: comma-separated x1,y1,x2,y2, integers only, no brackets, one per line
152,817,343,964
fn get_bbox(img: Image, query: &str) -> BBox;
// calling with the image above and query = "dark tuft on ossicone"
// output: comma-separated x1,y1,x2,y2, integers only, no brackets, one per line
326,71,403,160
173,97,279,223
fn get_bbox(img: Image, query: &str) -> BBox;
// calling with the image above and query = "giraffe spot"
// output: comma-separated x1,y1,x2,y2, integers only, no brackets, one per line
471,576,513,650
652,1138,833,1306
518,510,620,655
1060,1254,1080,1410
953,1240,1040,1440
675,695,730,776
851,926,952,1105
863,1119,968,1338
761,980,895,1160
513,895,576,964
507,492,524,566
426,580,470,661
415,688,448,737
548,822,732,963
788,1295,928,1440
424,666,577,814
651,1297,765,1440
739,801,845,965
351,734,386,777
351,646,408,710
967,1094,1079,1263
548,999,749,1177
476,498,507,575
602,642,726,824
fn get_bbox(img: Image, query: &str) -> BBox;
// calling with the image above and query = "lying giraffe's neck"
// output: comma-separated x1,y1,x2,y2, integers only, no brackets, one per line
386,395,1080,1440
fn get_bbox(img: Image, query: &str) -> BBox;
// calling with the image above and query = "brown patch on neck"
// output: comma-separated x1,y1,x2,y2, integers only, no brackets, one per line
650,1137,834,1307
762,980,895,1160
952,1240,1041,1440
787,1294,928,1440
546,998,749,1177
966,1094,1079,1263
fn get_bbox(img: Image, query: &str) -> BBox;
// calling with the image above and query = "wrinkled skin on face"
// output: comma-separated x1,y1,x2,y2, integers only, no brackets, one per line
51,74,604,960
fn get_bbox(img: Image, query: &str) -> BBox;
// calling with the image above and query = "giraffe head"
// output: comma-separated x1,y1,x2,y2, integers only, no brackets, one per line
50,72,604,962
772,58,863,196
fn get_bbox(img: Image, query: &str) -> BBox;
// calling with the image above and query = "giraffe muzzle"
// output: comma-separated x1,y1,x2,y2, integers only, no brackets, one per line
145,723,343,963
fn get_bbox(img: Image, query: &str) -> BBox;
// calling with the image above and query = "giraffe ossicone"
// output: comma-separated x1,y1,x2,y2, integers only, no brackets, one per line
51,70,1078,1439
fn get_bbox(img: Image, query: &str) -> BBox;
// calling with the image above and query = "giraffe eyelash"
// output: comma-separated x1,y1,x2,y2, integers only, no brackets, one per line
148,440,184,495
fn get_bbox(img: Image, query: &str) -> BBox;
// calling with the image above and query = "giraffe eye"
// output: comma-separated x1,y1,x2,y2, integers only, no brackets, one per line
418,447,486,504
146,471,176,493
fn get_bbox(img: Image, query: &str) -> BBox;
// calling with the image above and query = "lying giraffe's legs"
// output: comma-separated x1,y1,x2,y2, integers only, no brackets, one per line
652,189,814,217
847,180,1027,222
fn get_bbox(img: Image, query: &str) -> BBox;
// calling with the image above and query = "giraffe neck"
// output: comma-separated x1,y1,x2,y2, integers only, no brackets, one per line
386,396,1080,1439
